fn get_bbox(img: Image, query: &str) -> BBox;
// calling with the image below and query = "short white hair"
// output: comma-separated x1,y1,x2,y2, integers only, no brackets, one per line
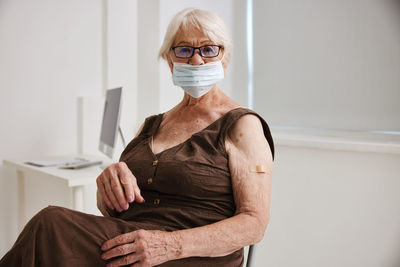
159,8,232,66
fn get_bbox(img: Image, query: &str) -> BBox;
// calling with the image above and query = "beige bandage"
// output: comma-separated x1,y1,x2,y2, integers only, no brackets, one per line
249,165,268,173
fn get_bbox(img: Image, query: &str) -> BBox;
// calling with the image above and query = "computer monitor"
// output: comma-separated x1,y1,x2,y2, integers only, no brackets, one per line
98,87,122,158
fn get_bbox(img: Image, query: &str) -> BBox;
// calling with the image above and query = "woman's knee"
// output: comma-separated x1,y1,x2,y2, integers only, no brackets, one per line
27,206,67,229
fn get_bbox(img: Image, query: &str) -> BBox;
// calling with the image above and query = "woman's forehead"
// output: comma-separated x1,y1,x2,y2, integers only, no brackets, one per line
173,26,213,46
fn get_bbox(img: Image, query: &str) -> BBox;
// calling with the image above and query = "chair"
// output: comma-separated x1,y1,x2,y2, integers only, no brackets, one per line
246,244,256,267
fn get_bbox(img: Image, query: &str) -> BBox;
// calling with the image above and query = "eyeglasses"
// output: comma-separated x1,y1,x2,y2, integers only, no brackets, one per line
171,45,223,58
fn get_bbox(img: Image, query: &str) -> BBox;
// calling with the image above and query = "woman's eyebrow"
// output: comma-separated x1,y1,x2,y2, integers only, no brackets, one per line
175,40,214,46
175,41,191,46
200,40,214,45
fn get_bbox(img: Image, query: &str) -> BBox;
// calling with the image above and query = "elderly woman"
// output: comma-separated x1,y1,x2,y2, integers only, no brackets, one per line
0,8,274,267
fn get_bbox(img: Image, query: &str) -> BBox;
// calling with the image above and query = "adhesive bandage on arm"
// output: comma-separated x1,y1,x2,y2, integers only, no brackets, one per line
249,165,268,173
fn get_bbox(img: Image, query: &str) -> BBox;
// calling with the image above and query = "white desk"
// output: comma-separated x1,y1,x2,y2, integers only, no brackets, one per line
3,155,112,230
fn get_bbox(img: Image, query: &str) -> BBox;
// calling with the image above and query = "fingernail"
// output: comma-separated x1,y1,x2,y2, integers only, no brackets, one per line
117,207,122,213
127,196,133,203
108,205,114,210
101,244,107,250
124,203,129,210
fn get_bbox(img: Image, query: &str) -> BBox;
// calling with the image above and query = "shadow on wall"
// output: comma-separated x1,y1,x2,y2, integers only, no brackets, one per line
389,234,400,267
389,0,400,9
388,0,400,20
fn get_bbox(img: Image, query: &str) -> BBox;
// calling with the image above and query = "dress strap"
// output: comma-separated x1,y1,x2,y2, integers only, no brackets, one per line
118,114,162,162
137,114,163,137
218,108,275,160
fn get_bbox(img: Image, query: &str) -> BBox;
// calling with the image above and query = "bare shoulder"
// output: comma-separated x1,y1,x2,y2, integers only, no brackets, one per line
225,114,272,161
226,114,265,145
229,113,263,133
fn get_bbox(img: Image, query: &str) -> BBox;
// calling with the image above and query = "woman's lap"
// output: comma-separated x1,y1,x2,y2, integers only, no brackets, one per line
0,206,140,267
1,206,244,267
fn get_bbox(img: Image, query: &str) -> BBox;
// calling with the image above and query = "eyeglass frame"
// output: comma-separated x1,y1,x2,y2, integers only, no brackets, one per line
170,45,223,59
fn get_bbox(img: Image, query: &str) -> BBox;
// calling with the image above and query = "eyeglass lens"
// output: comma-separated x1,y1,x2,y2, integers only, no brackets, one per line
173,45,220,58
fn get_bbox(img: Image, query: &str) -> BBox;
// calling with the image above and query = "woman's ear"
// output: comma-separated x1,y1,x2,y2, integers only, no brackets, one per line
222,60,227,71
221,51,230,71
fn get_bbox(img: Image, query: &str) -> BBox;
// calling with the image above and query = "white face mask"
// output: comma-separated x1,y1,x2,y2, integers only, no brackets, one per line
172,61,224,98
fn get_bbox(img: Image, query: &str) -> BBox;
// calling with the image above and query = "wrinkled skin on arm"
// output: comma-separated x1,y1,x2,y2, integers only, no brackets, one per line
226,114,273,243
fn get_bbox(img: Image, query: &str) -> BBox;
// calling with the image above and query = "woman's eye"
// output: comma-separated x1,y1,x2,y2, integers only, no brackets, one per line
201,46,218,56
179,47,191,53
203,46,213,52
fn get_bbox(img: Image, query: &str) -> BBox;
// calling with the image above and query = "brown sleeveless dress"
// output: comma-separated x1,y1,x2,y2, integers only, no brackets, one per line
0,107,274,267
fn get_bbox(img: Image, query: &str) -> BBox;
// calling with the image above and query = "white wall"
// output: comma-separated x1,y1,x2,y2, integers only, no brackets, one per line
0,0,103,257
0,0,102,160
106,0,138,150
231,0,250,107
253,0,400,131
249,1,400,265
259,146,400,267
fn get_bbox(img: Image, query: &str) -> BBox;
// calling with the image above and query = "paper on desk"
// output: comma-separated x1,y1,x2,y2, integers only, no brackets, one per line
25,158,89,167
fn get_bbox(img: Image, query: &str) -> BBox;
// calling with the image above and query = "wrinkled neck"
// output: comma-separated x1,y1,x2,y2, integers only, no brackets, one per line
180,85,220,107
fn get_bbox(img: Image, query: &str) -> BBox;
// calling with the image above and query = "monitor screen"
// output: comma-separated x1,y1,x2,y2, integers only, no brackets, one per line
99,87,122,158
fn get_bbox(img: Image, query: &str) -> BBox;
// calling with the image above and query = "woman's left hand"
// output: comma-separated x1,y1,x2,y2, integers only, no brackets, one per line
101,229,180,267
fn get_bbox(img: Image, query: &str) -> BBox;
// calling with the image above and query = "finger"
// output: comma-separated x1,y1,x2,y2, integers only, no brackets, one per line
133,180,145,203
120,163,144,203
118,163,144,203
101,243,135,260
118,163,135,203
106,253,140,267
108,167,129,210
97,178,114,211
102,232,135,251
102,171,124,212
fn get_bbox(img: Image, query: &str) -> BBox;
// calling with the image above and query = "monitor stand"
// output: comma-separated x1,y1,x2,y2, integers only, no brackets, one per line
118,126,126,148
98,125,127,170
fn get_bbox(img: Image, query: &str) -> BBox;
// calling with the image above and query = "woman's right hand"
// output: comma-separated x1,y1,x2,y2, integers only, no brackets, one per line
96,162,145,213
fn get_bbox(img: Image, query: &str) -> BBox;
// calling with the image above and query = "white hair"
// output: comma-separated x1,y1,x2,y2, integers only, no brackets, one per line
158,8,232,66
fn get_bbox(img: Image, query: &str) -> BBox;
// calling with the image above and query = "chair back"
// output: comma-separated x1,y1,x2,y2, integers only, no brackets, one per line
246,244,256,267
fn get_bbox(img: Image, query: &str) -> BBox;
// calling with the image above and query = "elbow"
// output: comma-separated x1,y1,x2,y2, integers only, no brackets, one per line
254,224,267,244
251,213,270,244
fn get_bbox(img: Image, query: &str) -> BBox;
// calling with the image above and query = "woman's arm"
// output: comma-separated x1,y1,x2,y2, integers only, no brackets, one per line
96,122,145,216
101,114,273,266
173,114,273,257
